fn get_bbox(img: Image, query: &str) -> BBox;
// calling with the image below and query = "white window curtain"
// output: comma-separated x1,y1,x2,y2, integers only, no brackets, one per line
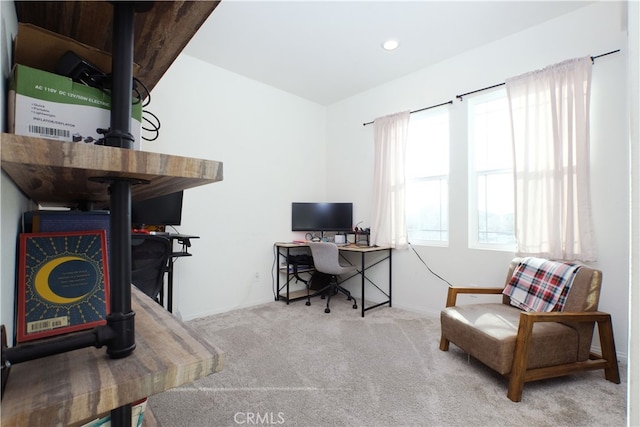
371,111,410,249
506,56,597,261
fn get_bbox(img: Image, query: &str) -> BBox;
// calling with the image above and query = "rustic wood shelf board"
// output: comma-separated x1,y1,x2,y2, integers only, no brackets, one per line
1,134,223,207
1,287,224,427
14,0,220,92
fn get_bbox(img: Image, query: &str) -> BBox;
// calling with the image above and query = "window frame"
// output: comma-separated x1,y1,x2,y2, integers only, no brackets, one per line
405,108,450,247
467,89,517,251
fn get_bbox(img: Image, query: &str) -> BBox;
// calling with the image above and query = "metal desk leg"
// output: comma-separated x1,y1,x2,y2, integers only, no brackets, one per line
388,249,392,308
167,258,174,313
275,247,291,303
285,247,291,303
361,252,366,317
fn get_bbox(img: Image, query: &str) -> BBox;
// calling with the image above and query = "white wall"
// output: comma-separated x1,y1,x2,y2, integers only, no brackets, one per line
326,2,630,359
146,54,327,319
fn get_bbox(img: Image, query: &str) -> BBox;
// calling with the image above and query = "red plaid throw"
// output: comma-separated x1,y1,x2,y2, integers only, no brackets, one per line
503,257,581,312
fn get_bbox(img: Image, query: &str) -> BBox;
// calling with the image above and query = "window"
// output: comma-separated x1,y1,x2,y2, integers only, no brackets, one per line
468,90,516,249
405,109,449,245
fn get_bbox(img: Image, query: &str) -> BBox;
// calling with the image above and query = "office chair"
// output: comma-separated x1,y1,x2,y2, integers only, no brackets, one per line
131,233,172,304
307,242,358,313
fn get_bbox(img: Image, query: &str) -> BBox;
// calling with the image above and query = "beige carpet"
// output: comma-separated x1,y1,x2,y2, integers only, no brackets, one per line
148,295,627,427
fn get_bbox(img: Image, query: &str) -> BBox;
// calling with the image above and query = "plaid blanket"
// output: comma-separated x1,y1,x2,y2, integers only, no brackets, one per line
503,257,581,312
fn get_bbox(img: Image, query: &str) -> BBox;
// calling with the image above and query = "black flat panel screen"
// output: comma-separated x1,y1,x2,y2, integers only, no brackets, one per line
291,202,353,232
132,191,183,226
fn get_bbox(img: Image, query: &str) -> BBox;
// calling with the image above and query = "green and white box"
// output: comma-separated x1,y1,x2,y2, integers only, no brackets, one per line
8,64,142,149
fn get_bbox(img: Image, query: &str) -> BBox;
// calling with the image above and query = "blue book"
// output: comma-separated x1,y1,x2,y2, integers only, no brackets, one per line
23,210,110,249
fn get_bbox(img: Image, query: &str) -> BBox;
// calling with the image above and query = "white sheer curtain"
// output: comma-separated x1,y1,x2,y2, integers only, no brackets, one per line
371,111,410,249
506,56,597,261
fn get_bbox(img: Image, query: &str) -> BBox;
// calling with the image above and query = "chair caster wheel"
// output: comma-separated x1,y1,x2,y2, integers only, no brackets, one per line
305,301,311,306
352,304,357,309
325,308,330,313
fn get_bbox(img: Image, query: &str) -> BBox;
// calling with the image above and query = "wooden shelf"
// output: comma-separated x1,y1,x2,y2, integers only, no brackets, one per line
6,2,225,207
14,1,220,92
2,3,225,425
1,287,224,426
1,134,223,208
279,289,313,301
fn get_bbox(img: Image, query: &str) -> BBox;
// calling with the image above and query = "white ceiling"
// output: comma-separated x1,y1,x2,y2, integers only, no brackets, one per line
184,1,594,106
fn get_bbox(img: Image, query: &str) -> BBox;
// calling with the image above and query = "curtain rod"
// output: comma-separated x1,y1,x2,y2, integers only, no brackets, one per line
362,100,453,126
363,49,621,126
455,49,620,101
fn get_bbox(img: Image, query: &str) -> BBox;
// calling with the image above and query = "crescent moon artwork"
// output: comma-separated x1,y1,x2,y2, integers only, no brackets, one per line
34,256,97,304
17,230,110,343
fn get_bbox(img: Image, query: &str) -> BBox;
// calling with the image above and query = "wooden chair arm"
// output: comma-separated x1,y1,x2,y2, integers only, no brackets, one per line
444,286,504,307
508,310,620,401
517,310,619,367
518,310,613,324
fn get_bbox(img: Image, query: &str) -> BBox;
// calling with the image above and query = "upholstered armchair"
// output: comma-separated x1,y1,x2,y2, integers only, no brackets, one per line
439,257,620,402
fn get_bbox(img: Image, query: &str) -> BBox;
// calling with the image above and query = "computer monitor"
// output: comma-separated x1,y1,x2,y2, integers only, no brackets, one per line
291,202,353,232
132,191,183,227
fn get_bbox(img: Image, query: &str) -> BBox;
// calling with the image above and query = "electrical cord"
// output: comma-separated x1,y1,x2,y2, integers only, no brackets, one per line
141,110,161,141
409,242,453,287
132,78,145,106
56,51,162,144
132,77,161,142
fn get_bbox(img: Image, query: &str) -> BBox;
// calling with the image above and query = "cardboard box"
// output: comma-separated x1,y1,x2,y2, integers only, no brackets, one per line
8,64,142,148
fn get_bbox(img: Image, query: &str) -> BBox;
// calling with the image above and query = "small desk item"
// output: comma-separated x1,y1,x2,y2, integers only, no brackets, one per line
1,286,223,426
348,229,370,246
275,242,392,317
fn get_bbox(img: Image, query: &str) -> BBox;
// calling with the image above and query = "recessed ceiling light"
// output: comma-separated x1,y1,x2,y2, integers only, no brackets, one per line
382,40,399,51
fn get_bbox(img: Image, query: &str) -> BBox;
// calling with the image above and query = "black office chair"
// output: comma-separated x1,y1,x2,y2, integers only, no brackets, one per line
131,233,172,304
307,242,358,313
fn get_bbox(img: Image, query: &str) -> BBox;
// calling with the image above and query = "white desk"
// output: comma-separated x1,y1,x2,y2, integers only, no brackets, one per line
275,242,392,317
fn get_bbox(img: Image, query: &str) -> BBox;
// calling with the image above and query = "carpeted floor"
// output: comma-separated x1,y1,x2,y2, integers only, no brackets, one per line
148,296,627,427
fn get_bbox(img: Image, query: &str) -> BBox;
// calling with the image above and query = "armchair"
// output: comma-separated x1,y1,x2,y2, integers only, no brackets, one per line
439,258,620,402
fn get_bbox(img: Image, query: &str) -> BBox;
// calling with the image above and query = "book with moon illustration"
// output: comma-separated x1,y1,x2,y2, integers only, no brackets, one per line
16,230,110,343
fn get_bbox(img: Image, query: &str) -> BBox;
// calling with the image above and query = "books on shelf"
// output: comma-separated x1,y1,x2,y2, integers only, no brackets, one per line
281,264,313,272
23,209,110,249
16,230,110,343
